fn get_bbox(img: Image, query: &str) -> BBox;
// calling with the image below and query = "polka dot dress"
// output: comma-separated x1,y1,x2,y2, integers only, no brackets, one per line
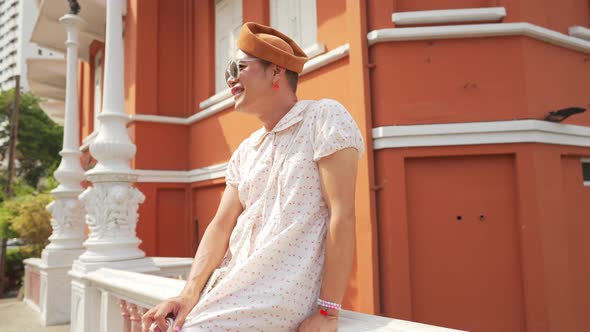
182,99,365,331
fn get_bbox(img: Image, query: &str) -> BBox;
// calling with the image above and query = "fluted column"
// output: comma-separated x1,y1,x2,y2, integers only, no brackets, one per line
77,0,146,263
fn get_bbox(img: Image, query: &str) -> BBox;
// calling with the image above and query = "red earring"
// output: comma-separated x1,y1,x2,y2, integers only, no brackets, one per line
272,82,279,90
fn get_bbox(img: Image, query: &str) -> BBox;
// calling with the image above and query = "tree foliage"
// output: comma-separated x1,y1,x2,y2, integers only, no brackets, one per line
0,89,63,188
3,193,52,251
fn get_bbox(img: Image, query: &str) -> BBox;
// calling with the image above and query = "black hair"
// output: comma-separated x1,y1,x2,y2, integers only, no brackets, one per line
258,59,299,93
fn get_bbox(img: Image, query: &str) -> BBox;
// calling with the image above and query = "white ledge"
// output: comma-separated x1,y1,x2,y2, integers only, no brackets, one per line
84,268,463,331
303,42,327,59
131,43,349,126
569,26,590,41
134,162,228,183
392,7,506,26
373,120,590,149
367,22,590,54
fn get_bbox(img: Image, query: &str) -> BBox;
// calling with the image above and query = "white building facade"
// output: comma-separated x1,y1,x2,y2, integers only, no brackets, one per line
0,0,61,92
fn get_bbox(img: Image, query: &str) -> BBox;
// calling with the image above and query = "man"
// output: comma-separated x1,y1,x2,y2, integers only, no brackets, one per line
142,22,364,332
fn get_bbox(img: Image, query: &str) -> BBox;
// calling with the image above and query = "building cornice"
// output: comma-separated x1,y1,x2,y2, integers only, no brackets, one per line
392,7,506,26
569,26,590,42
367,22,590,54
373,120,590,150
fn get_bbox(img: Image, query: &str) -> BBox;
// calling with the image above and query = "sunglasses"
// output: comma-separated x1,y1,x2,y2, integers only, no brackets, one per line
225,57,259,83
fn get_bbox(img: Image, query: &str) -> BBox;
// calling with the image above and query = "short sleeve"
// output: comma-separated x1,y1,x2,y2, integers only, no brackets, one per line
311,99,365,162
225,144,242,188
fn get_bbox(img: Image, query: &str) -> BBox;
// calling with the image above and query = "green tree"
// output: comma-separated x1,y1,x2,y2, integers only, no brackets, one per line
5,193,53,253
0,89,63,189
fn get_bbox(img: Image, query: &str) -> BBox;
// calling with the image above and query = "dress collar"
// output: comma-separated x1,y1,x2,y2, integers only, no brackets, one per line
249,100,313,147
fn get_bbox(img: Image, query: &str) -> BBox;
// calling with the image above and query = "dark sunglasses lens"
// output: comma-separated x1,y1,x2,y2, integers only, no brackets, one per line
228,60,239,79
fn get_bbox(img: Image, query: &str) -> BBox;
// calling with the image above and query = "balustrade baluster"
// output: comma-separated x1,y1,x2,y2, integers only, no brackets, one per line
118,299,131,332
127,303,141,332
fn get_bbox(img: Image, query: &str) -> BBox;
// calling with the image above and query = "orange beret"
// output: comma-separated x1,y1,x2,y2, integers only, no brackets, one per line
237,22,308,73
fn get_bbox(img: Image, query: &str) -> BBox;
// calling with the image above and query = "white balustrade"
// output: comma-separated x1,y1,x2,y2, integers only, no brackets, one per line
81,268,464,332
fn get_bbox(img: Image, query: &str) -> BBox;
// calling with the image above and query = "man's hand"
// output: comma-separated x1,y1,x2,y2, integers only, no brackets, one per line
298,311,338,332
141,294,197,332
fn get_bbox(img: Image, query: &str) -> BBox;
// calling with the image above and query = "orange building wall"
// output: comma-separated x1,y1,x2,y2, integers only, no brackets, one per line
375,144,590,331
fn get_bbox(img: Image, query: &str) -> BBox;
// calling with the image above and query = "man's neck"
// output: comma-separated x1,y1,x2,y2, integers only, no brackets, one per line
259,95,298,131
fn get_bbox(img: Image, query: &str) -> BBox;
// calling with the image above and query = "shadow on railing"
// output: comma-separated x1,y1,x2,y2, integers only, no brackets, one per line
82,267,465,332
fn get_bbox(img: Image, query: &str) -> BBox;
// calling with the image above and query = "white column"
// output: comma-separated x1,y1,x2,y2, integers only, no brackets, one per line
32,13,86,326
44,14,86,257
71,3,157,331
76,0,148,264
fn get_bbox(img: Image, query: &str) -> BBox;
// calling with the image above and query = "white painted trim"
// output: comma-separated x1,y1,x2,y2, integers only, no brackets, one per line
569,26,590,41
134,162,228,183
300,43,349,75
80,131,98,151
372,120,590,149
367,22,590,54
130,114,188,125
132,44,350,126
85,268,464,331
584,182,590,187
199,89,233,110
392,7,506,26
304,42,327,58
582,158,590,163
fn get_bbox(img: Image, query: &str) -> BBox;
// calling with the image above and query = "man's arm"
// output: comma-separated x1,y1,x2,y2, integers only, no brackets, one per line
142,185,243,332
181,185,243,298
299,147,359,332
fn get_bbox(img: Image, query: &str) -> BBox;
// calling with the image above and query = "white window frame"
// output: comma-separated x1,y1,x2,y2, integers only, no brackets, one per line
270,0,318,54
93,50,103,133
582,158,590,187
214,0,242,92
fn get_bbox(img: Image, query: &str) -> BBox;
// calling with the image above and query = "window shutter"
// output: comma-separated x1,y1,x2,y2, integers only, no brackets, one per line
215,0,242,92
270,0,317,51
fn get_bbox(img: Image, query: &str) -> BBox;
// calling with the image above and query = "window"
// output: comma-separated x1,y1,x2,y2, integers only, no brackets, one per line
583,159,590,186
93,50,103,132
270,0,317,51
38,49,42,56
215,0,242,92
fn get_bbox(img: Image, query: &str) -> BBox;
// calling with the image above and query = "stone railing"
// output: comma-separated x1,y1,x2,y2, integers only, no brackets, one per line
81,268,464,332
148,257,193,280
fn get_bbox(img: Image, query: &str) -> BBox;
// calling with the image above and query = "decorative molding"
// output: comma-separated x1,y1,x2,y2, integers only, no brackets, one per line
373,120,590,149
367,22,590,54
392,7,506,26
78,182,146,262
569,26,590,41
45,197,86,251
130,44,350,126
80,131,98,151
134,163,228,183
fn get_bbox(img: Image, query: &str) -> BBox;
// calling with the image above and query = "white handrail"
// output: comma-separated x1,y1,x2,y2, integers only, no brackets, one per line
84,268,464,332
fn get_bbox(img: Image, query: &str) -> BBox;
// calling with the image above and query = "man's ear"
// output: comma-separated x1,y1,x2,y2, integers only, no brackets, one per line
273,65,283,77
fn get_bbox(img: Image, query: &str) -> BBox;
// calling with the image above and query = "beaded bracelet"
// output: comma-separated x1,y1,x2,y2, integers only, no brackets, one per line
317,298,342,316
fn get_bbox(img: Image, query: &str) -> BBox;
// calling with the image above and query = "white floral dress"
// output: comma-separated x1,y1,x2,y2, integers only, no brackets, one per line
182,99,365,331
